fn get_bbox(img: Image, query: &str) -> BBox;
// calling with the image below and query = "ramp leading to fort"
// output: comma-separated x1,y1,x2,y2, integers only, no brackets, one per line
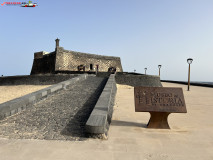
0,76,107,140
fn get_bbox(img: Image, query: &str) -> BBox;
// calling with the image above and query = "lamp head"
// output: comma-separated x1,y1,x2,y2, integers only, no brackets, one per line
187,58,193,64
158,65,162,68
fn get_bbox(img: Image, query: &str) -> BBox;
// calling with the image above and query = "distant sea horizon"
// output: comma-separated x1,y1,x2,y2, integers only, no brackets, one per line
163,80,213,85
191,81,213,85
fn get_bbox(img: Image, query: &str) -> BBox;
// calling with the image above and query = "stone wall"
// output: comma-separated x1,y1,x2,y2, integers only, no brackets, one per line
161,80,213,88
0,74,78,85
115,72,162,87
31,47,123,75
85,74,117,137
31,51,56,75
55,47,123,72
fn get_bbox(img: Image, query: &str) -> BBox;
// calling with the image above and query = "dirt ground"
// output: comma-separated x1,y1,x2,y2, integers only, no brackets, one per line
0,85,50,104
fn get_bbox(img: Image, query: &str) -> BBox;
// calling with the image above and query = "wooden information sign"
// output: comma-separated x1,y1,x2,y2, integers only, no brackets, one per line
134,87,187,129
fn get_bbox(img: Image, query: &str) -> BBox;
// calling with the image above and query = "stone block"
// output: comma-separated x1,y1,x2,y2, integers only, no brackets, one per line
85,114,108,134
29,96,36,103
41,91,47,97
10,109,17,115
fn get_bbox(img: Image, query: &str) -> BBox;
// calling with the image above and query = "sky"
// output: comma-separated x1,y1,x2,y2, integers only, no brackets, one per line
0,0,213,82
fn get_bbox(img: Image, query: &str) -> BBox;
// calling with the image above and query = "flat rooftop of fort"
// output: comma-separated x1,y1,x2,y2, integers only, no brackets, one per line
35,48,121,60
58,47,121,60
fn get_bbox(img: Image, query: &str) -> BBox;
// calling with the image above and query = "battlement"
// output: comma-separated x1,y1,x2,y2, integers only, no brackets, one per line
34,51,50,59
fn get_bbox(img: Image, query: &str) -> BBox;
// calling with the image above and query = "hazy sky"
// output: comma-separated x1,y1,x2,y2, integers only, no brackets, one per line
0,0,213,81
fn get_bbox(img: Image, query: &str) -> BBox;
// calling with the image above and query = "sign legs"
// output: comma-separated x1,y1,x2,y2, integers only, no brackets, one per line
147,112,170,129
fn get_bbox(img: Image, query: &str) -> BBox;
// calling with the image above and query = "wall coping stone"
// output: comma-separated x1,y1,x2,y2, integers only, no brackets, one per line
85,74,117,137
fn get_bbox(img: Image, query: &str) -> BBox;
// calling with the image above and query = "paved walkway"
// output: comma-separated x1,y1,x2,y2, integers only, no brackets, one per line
0,83,213,160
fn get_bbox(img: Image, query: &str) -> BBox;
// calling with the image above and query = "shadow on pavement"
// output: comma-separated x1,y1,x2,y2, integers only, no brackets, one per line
60,77,107,139
111,120,147,128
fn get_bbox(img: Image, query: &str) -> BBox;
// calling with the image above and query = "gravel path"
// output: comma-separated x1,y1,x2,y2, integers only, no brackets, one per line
0,76,107,141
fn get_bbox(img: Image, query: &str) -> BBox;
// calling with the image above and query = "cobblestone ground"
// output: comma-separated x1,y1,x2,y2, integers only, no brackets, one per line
0,76,107,141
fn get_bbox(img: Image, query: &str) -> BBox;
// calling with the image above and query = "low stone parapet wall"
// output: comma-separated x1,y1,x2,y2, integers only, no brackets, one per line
161,80,213,88
85,74,117,138
0,74,88,120
115,72,162,87
0,74,79,86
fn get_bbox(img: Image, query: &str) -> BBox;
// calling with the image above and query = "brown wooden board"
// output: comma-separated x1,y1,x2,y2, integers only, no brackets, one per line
134,87,187,113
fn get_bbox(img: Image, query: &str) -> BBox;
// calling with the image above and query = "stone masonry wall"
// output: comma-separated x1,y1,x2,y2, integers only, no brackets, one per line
0,74,78,85
115,72,162,87
31,51,56,75
55,47,123,72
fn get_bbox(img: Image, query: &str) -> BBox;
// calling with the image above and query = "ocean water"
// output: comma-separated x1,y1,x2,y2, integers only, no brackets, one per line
167,81,213,85
191,81,213,85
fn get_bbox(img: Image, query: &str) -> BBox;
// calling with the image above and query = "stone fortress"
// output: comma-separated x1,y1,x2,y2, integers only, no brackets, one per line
31,39,123,75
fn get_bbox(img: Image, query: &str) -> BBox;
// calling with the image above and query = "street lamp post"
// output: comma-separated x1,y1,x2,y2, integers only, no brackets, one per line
187,58,193,91
144,68,147,75
158,65,162,77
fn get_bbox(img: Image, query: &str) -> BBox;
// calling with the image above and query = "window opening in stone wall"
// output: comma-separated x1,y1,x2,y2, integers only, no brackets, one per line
78,64,85,71
90,64,93,70
108,67,116,73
